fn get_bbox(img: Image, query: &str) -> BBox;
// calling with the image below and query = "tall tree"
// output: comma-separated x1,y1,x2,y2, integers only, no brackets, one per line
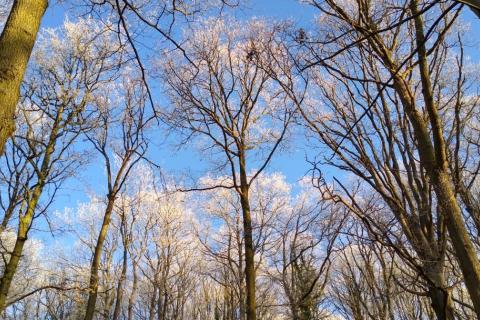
284,0,480,317
0,18,119,312
83,76,150,320
162,19,300,320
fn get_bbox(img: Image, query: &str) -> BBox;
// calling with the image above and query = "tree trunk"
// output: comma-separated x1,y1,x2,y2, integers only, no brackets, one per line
0,186,41,311
112,240,128,320
127,261,138,320
238,151,256,320
0,106,59,312
429,286,454,320
408,2,480,315
0,0,47,154
84,195,116,320
424,263,454,320
435,172,480,317
149,286,157,320
237,215,246,320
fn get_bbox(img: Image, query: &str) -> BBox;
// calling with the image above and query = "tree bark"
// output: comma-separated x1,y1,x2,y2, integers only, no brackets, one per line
424,262,454,320
0,191,39,311
0,105,60,312
238,151,256,320
112,239,128,320
409,1,480,315
84,195,116,320
0,0,47,154
127,261,138,320
149,286,157,320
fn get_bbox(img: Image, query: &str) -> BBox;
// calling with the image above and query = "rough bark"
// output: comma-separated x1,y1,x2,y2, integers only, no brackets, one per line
424,262,454,320
0,0,47,154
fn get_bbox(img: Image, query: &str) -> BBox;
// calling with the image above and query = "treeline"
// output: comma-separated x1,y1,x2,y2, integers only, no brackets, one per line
0,0,479,320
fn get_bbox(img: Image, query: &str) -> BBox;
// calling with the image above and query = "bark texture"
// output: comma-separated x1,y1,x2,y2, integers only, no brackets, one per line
0,0,47,154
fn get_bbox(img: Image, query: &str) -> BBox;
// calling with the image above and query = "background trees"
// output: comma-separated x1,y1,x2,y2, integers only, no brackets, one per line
0,17,120,313
161,18,299,320
292,0,480,318
83,71,151,320
1,0,480,319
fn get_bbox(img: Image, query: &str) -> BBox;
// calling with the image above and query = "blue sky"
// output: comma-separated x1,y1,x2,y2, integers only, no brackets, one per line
38,1,319,213
35,0,480,226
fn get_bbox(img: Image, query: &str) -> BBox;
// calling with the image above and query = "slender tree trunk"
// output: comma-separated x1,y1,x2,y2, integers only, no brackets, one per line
149,286,157,320
0,107,60,312
112,241,128,320
0,0,47,154
127,261,138,320
84,195,116,320
236,216,246,320
238,151,256,320
0,191,39,311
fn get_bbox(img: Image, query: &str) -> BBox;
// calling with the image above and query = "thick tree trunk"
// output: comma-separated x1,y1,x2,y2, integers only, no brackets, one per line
408,2,480,315
238,152,256,320
84,195,116,320
435,172,480,317
0,0,47,154
424,264,454,320
429,287,454,320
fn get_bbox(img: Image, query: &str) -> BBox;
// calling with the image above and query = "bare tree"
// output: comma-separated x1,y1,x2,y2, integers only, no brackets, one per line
83,74,151,320
330,220,438,320
268,194,344,320
266,0,480,317
0,18,119,312
195,173,292,320
161,18,300,320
